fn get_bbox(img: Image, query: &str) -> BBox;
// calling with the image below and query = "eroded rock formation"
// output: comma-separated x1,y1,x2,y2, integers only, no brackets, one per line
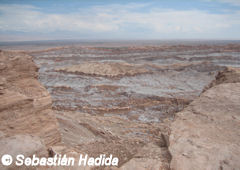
1,47,240,170
169,68,240,170
0,51,61,160
56,62,150,77
204,67,240,90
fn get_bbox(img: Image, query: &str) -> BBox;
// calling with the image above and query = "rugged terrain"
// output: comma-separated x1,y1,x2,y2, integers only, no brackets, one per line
169,67,240,170
31,44,239,122
0,42,240,170
0,50,61,169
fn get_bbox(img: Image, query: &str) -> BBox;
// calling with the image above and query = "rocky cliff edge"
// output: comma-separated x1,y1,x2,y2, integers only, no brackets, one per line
169,67,240,170
0,50,61,169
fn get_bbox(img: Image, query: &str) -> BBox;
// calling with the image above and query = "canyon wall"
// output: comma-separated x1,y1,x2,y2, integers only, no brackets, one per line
169,67,240,170
0,51,61,162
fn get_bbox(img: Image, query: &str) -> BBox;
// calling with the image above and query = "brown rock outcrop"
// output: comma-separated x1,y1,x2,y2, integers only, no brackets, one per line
0,50,60,147
169,68,240,170
56,62,150,77
204,67,240,91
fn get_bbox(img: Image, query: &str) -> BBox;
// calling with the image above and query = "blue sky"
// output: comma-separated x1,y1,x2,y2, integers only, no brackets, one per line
0,0,240,41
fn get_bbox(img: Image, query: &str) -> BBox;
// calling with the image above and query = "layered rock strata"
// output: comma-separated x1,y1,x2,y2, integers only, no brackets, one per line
0,50,61,147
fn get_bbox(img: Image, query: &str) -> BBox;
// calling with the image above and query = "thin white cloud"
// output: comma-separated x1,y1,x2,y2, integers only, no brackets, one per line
0,3,240,39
